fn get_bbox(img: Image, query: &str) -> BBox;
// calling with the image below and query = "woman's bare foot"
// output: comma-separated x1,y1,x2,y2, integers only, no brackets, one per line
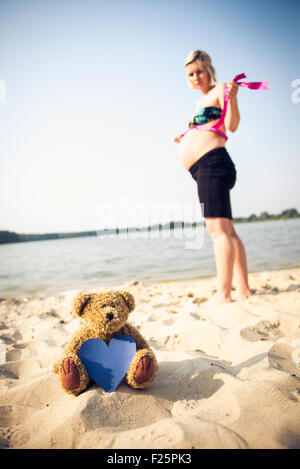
201,293,235,308
236,288,256,299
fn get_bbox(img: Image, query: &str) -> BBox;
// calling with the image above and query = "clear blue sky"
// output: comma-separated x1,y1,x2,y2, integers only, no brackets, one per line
0,0,299,233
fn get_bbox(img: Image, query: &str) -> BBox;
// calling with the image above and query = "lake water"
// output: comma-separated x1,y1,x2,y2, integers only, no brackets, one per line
1,218,300,298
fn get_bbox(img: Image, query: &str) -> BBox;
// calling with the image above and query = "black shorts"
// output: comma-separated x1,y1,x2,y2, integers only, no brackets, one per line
189,147,237,220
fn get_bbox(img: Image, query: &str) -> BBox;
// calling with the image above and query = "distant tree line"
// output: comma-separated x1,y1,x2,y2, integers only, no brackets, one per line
0,230,97,245
233,208,300,223
1,208,299,245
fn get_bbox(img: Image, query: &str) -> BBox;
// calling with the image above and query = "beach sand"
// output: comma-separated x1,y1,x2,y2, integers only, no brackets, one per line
0,266,300,449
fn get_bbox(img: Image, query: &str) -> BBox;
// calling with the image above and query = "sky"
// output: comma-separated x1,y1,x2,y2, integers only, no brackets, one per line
0,0,299,234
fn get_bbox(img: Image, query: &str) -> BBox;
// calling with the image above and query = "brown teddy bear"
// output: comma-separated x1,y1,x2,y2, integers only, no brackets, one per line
53,289,157,395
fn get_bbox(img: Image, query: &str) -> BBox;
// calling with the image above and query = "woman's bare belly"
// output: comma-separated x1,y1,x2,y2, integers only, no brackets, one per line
179,128,227,171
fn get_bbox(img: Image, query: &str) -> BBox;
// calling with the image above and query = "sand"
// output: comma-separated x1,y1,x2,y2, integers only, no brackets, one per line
0,266,300,449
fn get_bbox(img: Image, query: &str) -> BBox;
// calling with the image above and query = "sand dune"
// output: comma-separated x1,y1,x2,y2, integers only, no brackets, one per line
1,267,300,449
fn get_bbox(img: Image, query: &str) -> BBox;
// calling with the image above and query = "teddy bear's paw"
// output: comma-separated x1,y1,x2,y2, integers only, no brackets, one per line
60,358,81,391
134,355,155,385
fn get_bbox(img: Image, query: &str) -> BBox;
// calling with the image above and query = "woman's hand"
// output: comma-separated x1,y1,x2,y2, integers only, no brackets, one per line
226,80,239,100
174,135,183,143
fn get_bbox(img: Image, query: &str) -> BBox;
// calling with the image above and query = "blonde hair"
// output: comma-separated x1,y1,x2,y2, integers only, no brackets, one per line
185,50,216,86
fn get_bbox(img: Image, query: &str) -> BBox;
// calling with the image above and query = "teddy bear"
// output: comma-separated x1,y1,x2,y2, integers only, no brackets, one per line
53,289,157,395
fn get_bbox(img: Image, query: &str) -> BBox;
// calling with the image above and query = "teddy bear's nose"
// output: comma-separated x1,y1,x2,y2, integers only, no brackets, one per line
106,313,114,321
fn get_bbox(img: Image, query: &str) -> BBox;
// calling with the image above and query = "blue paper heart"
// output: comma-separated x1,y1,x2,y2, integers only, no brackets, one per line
78,335,136,393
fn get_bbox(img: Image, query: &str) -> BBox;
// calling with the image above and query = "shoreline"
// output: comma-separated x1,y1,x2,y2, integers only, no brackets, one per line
1,213,299,246
0,266,300,448
1,263,300,301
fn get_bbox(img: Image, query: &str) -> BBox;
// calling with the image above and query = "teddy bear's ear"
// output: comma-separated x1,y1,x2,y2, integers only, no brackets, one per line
119,291,135,313
72,293,91,317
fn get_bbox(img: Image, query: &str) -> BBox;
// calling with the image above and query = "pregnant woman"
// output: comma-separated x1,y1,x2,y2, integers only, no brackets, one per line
175,50,268,306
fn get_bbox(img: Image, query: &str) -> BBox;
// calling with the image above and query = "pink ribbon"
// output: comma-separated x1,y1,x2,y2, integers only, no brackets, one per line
209,73,269,137
179,73,269,141
233,73,269,90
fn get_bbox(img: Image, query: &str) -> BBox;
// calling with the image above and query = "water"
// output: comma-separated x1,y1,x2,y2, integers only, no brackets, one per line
1,218,300,298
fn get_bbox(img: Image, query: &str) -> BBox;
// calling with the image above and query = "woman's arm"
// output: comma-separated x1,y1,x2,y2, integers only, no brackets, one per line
219,81,240,132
